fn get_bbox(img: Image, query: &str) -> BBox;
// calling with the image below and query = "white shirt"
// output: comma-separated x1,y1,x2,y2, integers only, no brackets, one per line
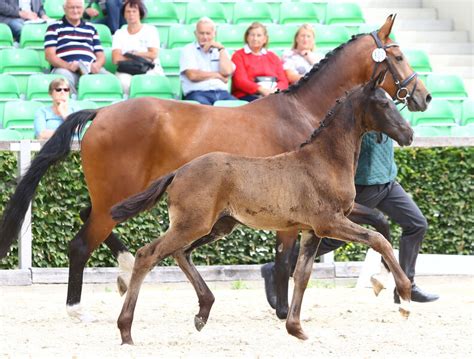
179,41,234,96
281,49,322,75
19,0,32,11
112,24,161,67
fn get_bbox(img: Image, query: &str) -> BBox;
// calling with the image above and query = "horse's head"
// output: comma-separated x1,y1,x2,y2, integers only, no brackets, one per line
359,71,413,146
364,14,431,112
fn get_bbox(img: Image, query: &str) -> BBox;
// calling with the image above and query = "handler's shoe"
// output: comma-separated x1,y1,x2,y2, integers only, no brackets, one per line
261,263,277,309
394,284,440,304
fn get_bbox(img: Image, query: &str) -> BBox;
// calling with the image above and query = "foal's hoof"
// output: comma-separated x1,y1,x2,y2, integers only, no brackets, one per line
121,337,134,346
286,323,309,341
194,315,207,332
398,299,411,319
370,275,385,297
117,276,128,296
66,304,97,323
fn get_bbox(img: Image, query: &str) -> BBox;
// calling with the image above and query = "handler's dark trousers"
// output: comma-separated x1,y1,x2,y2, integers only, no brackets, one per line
300,181,427,282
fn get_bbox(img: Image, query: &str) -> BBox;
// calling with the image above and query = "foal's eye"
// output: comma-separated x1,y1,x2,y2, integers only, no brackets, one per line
395,55,403,61
380,101,390,108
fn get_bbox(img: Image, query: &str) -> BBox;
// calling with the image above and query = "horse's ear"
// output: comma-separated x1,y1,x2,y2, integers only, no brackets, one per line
378,14,397,41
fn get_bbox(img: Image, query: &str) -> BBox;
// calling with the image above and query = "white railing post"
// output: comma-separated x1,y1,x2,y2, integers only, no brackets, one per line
321,252,334,264
17,140,33,270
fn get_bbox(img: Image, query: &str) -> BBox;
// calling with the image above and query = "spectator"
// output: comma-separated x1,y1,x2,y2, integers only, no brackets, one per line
84,0,125,34
112,0,163,96
231,22,288,102
44,0,108,95
0,0,48,42
179,17,236,105
282,24,322,85
34,78,80,140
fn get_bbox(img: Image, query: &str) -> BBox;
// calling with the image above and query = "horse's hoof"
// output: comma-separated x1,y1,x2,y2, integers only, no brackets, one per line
286,323,309,341
276,307,289,320
194,315,207,331
121,337,134,345
117,276,128,296
66,304,97,323
370,275,385,296
398,299,411,319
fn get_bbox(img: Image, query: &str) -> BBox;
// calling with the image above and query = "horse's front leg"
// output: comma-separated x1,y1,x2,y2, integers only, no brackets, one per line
274,230,299,319
348,203,392,295
286,231,321,340
318,215,412,317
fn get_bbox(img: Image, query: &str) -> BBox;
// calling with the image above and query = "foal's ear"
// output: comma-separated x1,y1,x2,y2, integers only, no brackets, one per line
378,14,397,41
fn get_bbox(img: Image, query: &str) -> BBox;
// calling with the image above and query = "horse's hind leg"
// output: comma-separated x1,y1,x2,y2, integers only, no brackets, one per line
173,216,238,331
80,207,134,296
286,231,321,340
67,208,116,322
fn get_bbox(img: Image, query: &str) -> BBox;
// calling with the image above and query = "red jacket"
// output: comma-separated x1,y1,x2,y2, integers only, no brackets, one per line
231,48,288,99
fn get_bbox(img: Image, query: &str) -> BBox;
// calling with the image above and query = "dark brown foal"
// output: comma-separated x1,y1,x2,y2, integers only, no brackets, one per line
111,75,414,344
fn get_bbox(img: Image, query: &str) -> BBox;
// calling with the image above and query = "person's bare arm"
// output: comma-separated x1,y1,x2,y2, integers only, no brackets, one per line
184,69,227,83
45,47,78,72
90,51,106,73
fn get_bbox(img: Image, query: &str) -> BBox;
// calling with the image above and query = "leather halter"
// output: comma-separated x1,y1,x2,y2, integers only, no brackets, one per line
370,31,418,108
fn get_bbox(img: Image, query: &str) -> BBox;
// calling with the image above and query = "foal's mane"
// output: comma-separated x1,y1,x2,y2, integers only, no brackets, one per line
299,84,365,148
282,33,366,95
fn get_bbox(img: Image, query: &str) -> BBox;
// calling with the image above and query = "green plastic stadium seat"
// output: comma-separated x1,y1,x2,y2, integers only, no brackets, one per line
70,99,99,111
0,23,14,48
313,25,350,53
233,2,273,25
325,2,365,26
168,24,195,49
0,49,43,95
411,99,457,127
0,128,23,140
0,74,20,100
20,23,48,49
279,3,319,25
413,125,452,137
160,48,181,74
26,74,66,102
213,100,248,107
460,99,474,126
78,74,123,103
185,2,227,24
94,24,112,48
426,74,468,99
129,75,175,99
266,24,298,51
253,0,290,22
402,49,431,73
44,0,64,19
216,24,248,51
143,1,180,25
451,125,474,137
103,47,116,73
3,100,43,139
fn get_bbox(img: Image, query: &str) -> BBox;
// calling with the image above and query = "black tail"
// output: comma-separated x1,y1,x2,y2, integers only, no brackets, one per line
111,172,176,223
0,109,97,258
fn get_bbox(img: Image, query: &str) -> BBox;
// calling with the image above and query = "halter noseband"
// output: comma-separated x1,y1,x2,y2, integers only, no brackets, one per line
370,31,418,108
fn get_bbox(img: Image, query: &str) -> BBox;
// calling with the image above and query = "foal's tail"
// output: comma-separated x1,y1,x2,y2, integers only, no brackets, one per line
0,109,97,259
111,172,176,223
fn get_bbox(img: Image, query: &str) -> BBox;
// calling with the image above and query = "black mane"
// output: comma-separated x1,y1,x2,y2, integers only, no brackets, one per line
281,34,367,95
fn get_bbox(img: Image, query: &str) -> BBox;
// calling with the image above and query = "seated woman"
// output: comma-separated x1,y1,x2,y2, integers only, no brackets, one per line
112,0,164,96
231,22,288,102
34,78,80,140
282,24,322,85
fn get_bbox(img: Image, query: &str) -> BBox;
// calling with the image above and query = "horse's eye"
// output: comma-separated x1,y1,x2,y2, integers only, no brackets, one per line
395,55,403,61
380,101,390,108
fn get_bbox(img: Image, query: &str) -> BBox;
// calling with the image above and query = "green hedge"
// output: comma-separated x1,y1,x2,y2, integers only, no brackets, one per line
0,147,473,269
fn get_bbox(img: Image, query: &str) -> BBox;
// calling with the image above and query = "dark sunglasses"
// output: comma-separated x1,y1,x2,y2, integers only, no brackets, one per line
54,88,70,93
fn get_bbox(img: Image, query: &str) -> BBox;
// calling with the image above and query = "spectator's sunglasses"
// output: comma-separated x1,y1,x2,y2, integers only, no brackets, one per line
54,88,70,93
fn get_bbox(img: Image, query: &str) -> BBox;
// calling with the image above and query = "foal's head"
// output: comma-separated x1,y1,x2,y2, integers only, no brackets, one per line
358,72,413,146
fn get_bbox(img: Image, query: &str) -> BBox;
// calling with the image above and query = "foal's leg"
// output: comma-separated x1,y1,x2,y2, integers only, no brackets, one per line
80,207,134,296
319,216,412,316
348,204,392,295
286,231,321,340
173,216,238,331
118,222,213,345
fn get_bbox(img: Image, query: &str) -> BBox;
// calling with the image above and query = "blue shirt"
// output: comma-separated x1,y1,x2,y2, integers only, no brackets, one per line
34,103,80,138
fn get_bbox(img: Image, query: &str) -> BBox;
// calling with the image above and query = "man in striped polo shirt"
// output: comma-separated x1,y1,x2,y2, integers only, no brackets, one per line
44,0,107,94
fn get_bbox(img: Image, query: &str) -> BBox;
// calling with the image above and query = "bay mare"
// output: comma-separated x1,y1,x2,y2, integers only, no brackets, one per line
0,15,430,321
110,75,414,344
